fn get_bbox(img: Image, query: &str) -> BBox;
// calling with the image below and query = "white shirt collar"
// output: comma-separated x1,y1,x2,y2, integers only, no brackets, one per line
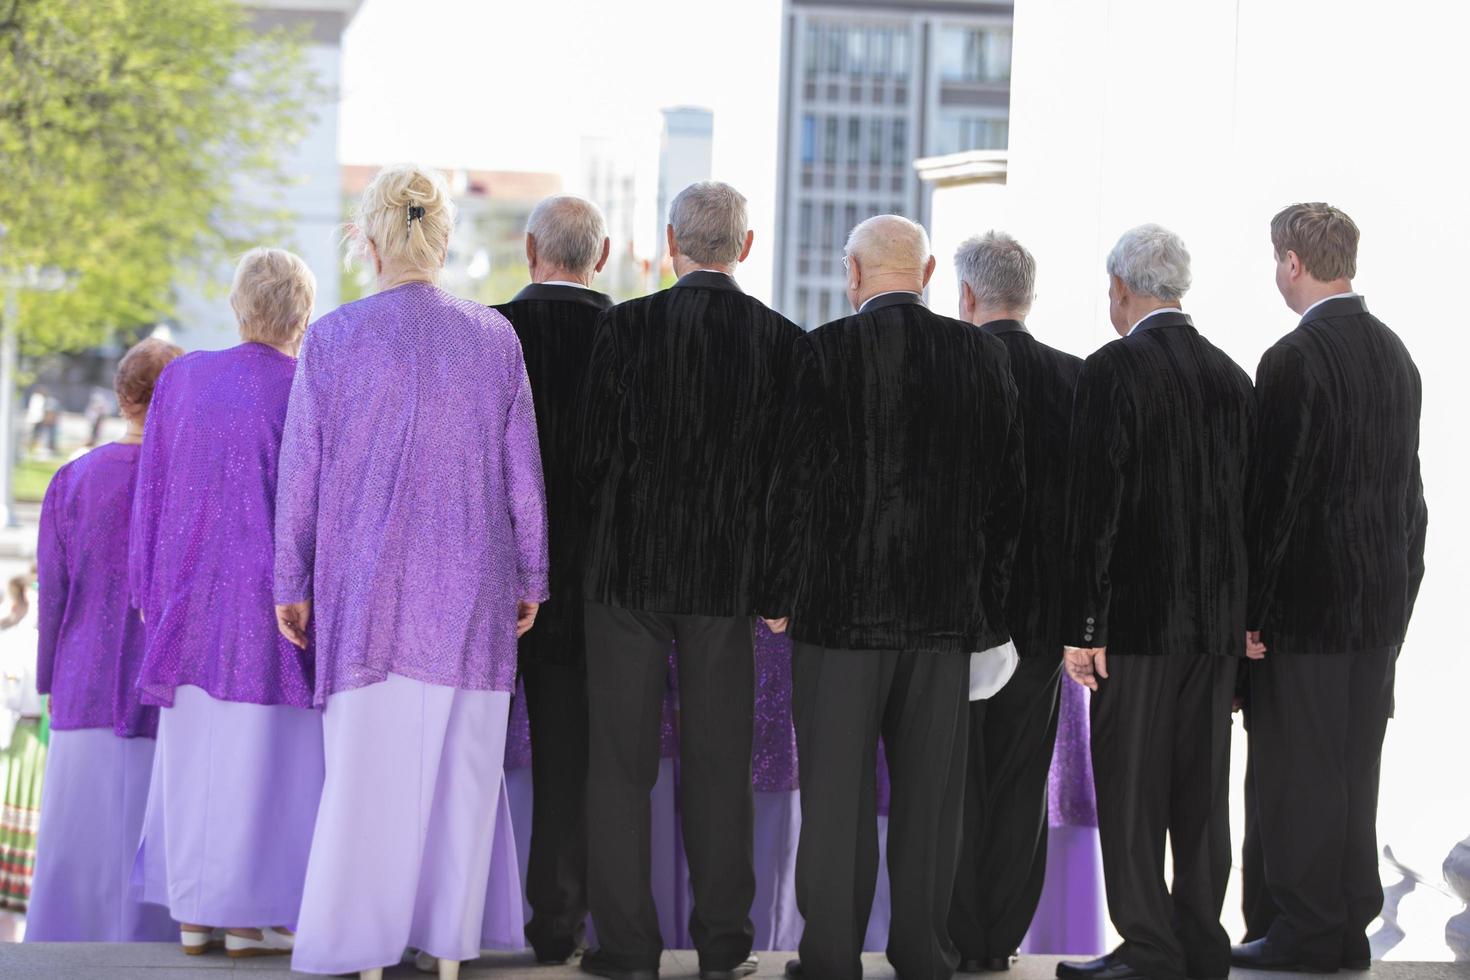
858,290,923,313
1298,291,1360,320
540,280,590,290
1127,306,1183,336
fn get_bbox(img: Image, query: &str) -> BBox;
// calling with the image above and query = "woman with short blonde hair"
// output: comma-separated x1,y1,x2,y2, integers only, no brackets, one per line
130,248,324,959
279,163,543,979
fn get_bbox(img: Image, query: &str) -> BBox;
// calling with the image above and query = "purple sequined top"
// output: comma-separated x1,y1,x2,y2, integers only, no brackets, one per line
275,283,549,704
130,344,311,708
752,622,798,792
36,443,156,737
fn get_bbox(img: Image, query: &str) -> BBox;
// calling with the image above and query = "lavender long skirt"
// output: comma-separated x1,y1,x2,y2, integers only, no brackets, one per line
26,729,174,941
292,674,520,975
132,685,324,928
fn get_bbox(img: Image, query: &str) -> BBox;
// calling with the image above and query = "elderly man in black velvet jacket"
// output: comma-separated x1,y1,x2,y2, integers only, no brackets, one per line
1056,225,1254,980
762,214,1025,980
576,181,803,980
492,195,614,967
948,232,1082,975
1232,204,1427,974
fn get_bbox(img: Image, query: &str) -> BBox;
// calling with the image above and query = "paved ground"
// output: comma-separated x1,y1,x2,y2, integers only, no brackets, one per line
1,947,1467,980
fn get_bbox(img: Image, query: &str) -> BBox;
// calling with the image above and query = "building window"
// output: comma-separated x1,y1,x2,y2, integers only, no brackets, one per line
934,113,1010,154
891,118,907,163
893,29,911,80
800,114,816,164
796,287,809,325
827,25,846,75
804,23,820,77
798,202,814,247
823,116,839,164
869,118,884,166
937,26,1012,83
846,117,861,167
821,202,835,249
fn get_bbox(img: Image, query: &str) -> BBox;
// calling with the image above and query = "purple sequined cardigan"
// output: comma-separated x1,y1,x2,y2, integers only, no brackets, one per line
37,443,156,737
129,344,312,707
274,283,549,704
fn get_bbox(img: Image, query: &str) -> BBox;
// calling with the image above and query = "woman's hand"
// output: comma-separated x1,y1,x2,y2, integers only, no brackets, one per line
276,600,312,650
516,601,540,638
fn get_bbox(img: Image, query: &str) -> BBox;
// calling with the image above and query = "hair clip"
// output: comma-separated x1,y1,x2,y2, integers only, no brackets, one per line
406,205,426,228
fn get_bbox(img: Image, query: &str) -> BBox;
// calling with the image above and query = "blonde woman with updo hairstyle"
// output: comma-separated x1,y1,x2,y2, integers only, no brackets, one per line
25,338,182,943
277,164,547,980
128,248,325,959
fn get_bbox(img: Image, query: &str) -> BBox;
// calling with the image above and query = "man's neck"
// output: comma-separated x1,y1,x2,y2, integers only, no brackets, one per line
672,259,737,280
531,267,594,288
856,276,923,310
969,306,1028,327
1291,278,1354,316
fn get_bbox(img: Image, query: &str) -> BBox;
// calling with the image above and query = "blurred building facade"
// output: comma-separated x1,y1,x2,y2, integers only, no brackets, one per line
580,135,657,301
654,107,716,271
773,0,1013,327
168,1,362,351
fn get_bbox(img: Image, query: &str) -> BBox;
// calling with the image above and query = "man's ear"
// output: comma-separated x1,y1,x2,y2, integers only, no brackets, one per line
525,233,538,270
594,237,611,274
737,229,754,264
959,280,975,319
921,254,937,289
665,224,678,262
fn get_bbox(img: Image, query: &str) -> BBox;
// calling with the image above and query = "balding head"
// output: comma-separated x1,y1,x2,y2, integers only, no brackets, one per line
526,195,610,285
843,214,936,313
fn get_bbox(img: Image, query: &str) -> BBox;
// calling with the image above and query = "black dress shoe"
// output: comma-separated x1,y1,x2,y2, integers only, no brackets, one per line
1057,953,1150,980
536,940,588,966
580,947,659,980
701,954,758,980
1057,952,1116,978
784,959,804,978
961,955,1015,972
1230,939,1338,974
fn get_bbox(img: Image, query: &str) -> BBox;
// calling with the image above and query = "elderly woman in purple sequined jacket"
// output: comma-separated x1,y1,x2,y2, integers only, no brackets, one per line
27,338,182,944
128,248,325,959
274,163,548,980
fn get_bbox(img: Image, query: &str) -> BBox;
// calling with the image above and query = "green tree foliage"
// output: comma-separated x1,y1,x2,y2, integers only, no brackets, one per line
0,0,318,352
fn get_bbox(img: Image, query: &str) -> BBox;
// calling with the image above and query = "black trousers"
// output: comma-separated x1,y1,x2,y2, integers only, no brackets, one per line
792,642,969,980
949,649,1061,961
521,658,590,959
1239,700,1279,943
1091,654,1236,980
1250,649,1395,968
584,601,756,972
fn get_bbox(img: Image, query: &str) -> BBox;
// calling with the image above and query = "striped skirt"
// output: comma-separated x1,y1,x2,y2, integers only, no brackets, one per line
0,718,46,912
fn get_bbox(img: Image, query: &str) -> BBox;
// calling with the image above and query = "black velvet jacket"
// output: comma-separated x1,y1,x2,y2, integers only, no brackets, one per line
1060,312,1254,658
1246,295,1426,655
493,283,615,664
576,271,804,616
982,320,1083,656
762,294,1024,655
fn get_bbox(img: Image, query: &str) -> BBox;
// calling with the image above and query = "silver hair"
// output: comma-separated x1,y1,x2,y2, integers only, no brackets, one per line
669,181,748,267
526,195,607,276
1106,224,1191,302
844,214,931,275
954,230,1035,309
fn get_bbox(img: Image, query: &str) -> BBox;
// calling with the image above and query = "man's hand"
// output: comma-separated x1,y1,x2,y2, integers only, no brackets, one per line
276,600,312,650
1246,630,1266,660
517,601,540,638
762,617,789,634
1063,645,1108,691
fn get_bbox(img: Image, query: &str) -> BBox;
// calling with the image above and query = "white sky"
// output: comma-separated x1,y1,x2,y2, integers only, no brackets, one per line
338,0,786,300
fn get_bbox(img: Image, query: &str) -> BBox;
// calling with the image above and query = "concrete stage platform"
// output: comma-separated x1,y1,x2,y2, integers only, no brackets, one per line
2,947,1468,980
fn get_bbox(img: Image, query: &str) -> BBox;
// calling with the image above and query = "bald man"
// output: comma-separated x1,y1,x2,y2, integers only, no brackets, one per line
762,215,1025,980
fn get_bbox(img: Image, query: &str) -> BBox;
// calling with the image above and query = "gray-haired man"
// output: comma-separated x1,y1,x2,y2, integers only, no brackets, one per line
576,181,804,980
949,232,1082,973
1057,225,1253,980
492,195,614,966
